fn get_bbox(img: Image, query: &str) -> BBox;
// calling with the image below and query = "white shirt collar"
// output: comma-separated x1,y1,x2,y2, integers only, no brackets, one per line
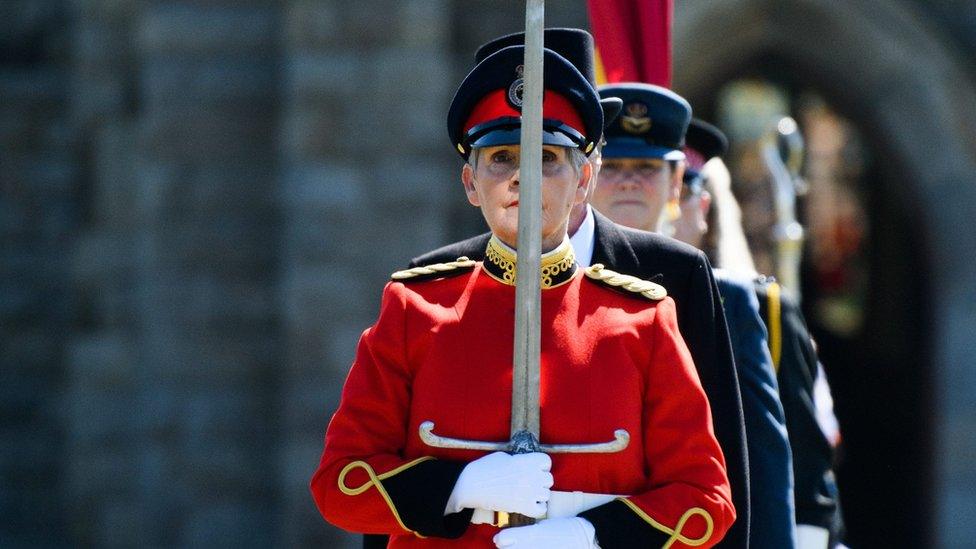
568,205,596,268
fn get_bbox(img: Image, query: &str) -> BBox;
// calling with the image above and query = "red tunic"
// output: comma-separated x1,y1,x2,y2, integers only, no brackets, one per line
311,264,734,547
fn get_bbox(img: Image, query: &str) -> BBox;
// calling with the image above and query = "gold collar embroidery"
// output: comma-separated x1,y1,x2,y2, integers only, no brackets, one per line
482,235,578,289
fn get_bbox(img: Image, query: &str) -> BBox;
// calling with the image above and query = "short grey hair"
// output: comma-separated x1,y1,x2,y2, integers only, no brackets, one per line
469,146,589,175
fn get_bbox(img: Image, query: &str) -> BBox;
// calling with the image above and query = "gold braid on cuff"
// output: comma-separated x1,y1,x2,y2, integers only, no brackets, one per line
616,498,714,548
336,457,435,538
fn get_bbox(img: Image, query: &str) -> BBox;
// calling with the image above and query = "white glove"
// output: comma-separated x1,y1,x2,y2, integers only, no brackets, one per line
796,524,830,549
493,516,598,549
444,451,553,518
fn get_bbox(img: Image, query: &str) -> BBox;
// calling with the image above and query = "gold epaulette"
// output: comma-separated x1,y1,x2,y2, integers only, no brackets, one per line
584,264,667,301
390,257,476,282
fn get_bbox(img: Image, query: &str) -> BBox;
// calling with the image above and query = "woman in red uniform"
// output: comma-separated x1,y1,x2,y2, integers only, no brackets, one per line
310,44,735,548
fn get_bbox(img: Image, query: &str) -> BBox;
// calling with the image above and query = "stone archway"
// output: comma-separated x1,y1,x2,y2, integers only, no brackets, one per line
672,1,976,547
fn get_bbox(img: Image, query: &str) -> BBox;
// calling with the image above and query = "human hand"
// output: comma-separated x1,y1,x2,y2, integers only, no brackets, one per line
493,516,597,548
444,451,553,518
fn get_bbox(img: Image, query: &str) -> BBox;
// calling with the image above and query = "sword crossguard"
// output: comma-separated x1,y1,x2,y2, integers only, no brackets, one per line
509,430,540,454
418,421,510,452
539,430,630,453
419,421,630,454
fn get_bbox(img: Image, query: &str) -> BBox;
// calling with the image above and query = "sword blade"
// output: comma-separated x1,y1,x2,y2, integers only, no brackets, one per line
512,0,545,443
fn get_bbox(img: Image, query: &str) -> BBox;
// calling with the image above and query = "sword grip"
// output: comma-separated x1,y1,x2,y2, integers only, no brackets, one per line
503,430,543,527
505,513,537,527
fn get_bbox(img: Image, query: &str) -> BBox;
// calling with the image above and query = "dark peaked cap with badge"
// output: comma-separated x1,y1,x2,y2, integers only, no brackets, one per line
683,118,730,193
599,82,691,161
447,45,603,160
474,28,623,126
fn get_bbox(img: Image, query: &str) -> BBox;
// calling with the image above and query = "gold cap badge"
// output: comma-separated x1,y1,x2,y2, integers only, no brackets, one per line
621,102,652,134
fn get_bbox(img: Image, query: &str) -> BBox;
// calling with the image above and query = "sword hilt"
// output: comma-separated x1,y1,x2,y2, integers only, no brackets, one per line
418,422,631,454
419,421,630,527
505,430,542,528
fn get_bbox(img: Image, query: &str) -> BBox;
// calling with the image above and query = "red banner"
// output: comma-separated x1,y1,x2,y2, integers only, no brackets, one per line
587,0,673,86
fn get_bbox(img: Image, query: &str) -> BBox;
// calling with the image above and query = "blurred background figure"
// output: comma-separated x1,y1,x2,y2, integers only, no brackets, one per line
674,117,846,548
3,1,976,547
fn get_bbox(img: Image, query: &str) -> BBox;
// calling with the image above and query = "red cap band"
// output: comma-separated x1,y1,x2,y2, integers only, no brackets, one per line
463,89,586,139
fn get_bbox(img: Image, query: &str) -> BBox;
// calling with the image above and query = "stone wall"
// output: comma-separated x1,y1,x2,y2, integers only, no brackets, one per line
276,1,458,544
64,1,286,545
0,0,74,544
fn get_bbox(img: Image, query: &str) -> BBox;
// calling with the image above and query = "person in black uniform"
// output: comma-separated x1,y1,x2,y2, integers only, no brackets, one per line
403,29,749,549
679,118,797,548
674,119,844,549
755,278,843,548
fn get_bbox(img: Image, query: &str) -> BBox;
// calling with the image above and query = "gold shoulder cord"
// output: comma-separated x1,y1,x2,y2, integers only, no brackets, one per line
616,498,714,548
337,457,435,538
390,257,476,281
766,281,782,373
583,264,667,301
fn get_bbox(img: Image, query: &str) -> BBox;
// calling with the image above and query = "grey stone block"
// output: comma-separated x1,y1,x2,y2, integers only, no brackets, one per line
138,107,278,162
279,103,347,159
280,264,369,324
0,329,58,370
324,324,370,379
285,52,362,100
281,222,333,266
0,283,55,325
180,442,269,499
94,499,146,548
283,1,340,50
280,439,324,498
65,387,139,444
138,4,277,56
66,332,133,385
282,161,366,210
64,444,136,501
183,502,274,547
141,57,277,109
937,488,976,548
3,151,77,195
280,380,344,433
72,232,134,283
0,68,64,112
181,389,269,439
90,122,140,227
0,425,60,486
396,0,450,48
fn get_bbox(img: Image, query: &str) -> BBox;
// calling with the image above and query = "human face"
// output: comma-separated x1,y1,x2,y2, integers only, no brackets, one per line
462,145,591,252
590,157,681,232
673,188,711,249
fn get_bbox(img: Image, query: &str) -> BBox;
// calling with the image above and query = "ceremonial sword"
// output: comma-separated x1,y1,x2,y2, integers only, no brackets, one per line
419,0,629,525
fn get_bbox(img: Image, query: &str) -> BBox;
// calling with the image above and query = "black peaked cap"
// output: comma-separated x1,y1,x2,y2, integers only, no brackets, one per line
447,45,603,160
475,28,622,126
476,28,597,83
686,118,729,161
599,82,691,159
683,118,729,190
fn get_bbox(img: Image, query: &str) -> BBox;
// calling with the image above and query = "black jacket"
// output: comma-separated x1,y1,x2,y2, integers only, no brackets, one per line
365,210,749,548
756,279,843,545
